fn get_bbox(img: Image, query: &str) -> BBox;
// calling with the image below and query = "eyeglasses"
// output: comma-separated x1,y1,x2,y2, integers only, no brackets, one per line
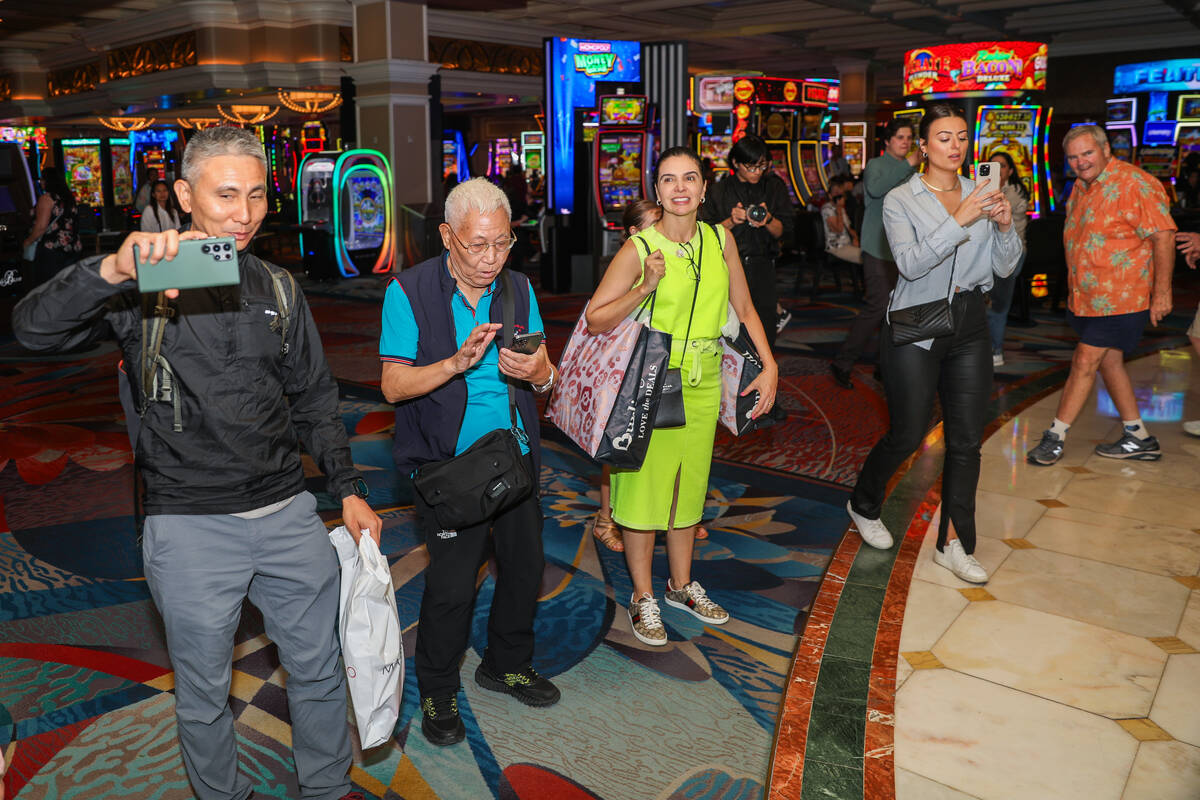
678,241,701,282
740,162,770,173
448,228,518,256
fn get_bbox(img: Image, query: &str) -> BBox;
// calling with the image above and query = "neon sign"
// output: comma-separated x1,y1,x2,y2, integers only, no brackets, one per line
904,41,1047,96
1113,59,1200,94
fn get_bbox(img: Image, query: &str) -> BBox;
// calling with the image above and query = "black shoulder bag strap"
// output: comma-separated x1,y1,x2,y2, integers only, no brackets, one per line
500,270,524,444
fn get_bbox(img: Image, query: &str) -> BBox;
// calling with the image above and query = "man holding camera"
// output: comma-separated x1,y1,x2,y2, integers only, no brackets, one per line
379,177,559,748
702,133,794,349
14,126,378,800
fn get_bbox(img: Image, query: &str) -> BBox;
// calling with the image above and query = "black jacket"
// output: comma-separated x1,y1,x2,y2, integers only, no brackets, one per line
701,172,794,259
12,251,361,515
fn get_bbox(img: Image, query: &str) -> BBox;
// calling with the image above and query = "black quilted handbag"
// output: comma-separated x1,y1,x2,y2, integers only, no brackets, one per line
887,252,957,346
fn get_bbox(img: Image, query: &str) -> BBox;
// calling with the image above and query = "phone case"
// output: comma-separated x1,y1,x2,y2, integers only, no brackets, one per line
135,237,241,293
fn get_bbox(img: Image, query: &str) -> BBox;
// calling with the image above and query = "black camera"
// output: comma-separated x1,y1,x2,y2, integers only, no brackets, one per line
746,204,768,223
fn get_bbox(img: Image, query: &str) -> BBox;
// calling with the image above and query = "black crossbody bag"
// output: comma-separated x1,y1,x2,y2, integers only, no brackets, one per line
886,251,957,346
412,270,534,530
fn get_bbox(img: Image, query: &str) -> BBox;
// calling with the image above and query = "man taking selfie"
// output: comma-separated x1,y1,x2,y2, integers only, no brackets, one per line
13,126,379,800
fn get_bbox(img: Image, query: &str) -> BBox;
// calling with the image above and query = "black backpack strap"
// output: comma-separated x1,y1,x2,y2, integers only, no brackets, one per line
265,265,298,357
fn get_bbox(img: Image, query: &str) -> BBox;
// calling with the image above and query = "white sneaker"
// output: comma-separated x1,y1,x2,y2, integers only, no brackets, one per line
1184,420,1200,438
932,540,988,584
992,352,1004,368
846,501,893,549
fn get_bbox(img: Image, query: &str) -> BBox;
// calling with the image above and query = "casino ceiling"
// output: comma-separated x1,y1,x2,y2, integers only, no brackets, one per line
0,0,1197,122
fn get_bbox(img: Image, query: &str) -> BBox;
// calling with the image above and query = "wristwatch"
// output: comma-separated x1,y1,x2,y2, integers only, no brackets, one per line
347,477,369,500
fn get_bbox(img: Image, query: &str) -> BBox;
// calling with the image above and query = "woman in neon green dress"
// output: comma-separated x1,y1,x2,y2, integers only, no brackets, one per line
585,147,779,646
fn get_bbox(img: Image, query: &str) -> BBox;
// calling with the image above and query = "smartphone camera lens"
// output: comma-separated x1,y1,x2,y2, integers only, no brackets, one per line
201,244,210,253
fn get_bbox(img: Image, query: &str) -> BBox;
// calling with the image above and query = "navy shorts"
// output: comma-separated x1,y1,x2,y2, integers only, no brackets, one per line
1066,309,1149,355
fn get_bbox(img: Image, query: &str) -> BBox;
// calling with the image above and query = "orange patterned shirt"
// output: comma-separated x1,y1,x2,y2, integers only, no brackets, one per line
1063,158,1175,316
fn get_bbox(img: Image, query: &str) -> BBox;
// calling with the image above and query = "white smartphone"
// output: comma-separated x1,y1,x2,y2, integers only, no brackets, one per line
975,161,1002,195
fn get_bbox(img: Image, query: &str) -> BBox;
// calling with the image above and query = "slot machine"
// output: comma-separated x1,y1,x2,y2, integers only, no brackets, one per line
297,149,396,279
592,94,652,253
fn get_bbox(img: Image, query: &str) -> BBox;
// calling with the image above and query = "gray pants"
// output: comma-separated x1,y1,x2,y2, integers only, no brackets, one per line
143,492,351,800
833,252,899,372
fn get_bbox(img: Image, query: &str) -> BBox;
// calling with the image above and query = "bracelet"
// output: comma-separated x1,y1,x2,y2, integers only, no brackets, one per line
532,364,556,393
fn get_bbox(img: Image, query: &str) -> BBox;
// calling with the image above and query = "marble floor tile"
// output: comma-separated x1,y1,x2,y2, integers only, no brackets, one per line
986,548,1191,638
895,766,982,800
1121,741,1200,800
896,655,913,691
1149,653,1200,747
1178,592,1200,651
1083,452,1200,491
972,489,1047,540
976,452,1079,499
898,579,968,653
932,601,1167,718
911,530,1013,591
895,669,1136,800
1056,472,1200,529
1027,506,1200,577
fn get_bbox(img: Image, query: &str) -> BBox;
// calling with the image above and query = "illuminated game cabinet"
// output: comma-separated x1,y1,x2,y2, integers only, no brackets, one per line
1,127,48,181
520,131,544,179
1107,59,1200,197
443,131,469,184
730,76,831,204
902,41,1052,214
296,149,395,279
57,139,105,207
592,94,651,231
489,138,516,179
108,139,134,207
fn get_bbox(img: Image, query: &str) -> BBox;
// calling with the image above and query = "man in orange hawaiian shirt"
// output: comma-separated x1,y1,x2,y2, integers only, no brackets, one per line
1027,125,1176,466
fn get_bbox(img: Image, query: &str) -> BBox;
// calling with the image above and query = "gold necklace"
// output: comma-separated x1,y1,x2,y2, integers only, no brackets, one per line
920,175,959,193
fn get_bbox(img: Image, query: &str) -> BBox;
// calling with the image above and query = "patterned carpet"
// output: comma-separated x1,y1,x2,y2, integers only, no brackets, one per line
2,261,1194,800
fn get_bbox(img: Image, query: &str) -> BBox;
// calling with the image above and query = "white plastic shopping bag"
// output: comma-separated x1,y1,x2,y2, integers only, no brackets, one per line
329,526,402,749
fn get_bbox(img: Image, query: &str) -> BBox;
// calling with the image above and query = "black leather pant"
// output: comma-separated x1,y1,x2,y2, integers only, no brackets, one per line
850,289,991,554
833,252,898,372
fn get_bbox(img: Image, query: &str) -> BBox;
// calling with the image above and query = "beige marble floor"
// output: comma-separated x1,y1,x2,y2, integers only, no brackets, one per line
895,351,1200,800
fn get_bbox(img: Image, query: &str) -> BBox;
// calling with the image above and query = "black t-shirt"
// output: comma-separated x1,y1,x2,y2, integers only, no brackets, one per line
701,173,794,259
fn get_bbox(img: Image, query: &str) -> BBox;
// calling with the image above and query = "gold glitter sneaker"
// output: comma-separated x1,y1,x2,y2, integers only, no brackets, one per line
628,592,668,646
663,579,729,624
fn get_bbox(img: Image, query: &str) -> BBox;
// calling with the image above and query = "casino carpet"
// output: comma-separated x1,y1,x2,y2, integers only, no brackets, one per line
0,265,1194,800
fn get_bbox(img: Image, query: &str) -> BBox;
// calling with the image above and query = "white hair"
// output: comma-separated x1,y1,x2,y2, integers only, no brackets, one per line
182,126,267,183
444,177,511,230
1063,124,1108,152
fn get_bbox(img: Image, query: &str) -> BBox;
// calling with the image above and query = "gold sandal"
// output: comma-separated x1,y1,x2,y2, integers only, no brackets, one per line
592,513,624,552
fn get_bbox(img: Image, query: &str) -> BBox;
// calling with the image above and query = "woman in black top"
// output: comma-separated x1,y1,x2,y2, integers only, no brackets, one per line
22,167,82,288
700,134,793,348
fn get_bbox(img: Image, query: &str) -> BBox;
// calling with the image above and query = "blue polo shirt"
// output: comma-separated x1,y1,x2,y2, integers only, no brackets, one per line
380,275,544,455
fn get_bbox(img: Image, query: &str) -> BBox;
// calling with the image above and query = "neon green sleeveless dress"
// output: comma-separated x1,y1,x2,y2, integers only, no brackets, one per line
610,222,730,531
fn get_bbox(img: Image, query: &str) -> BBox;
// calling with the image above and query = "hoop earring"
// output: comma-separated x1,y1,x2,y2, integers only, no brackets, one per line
656,199,662,205
701,196,706,203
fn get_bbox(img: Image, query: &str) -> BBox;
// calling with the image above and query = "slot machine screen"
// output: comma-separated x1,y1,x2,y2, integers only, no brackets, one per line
599,96,647,126
767,144,798,205
110,142,134,206
302,161,334,227
62,142,103,206
344,172,385,251
443,140,457,179
597,134,643,210
699,134,732,171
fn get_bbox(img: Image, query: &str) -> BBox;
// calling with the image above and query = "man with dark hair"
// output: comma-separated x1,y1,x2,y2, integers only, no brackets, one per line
701,133,794,349
1027,125,1176,465
14,125,378,800
829,118,920,389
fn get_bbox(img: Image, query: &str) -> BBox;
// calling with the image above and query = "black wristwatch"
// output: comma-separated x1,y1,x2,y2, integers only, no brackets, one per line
346,477,369,500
